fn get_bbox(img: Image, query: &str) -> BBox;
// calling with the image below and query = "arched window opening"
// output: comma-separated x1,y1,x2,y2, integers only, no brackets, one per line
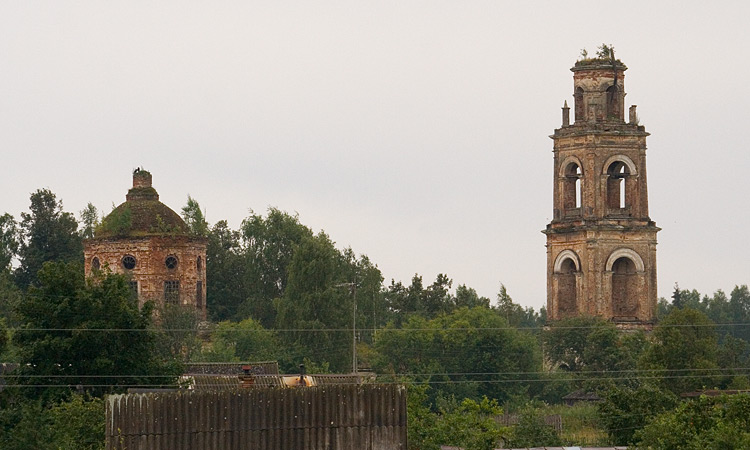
563,162,583,212
557,258,578,317
165,255,178,270
574,87,584,122
607,161,630,210
612,257,637,317
122,255,136,270
606,85,620,120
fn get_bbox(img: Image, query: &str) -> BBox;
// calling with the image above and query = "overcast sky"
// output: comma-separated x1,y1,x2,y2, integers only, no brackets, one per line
2,1,749,310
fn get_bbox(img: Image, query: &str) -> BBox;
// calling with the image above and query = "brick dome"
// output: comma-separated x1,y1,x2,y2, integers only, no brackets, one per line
95,170,189,238
84,169,207,319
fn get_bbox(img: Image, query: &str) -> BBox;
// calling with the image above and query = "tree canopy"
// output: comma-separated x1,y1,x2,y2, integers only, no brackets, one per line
12,262,179,402
15,189,82,288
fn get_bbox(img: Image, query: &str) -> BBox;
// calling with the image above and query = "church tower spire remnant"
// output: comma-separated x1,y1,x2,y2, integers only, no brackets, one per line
544,53,659,328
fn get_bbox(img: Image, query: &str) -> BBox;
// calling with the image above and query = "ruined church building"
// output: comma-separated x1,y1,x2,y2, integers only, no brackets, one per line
545,56,659,328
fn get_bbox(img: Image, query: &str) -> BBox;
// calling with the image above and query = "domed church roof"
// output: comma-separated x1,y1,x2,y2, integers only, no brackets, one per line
95,169,189,238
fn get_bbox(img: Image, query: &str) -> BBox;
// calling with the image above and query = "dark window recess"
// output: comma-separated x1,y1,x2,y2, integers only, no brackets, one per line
129,281,138,294
197,256,202,271
92,257,101,271
164,281,180,305
612,257,638,317
165,255,178,270
196,281,203,309
122,255,136,270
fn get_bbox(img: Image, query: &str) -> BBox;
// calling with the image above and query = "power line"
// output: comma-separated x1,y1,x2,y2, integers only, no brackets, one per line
9,366,750,379
9,321,750,332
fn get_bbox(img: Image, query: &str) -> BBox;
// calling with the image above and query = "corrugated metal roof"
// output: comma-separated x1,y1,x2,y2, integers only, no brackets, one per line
183,361,279,375
181,372,376,390
107,384,408,449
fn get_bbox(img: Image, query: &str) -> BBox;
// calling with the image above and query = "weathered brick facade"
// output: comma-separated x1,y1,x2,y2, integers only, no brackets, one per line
544,58,659,328
84,170,207,319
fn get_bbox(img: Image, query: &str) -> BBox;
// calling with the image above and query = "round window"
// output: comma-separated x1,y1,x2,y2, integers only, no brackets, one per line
165,255,178,270
122,255,136,270
92,257,101,271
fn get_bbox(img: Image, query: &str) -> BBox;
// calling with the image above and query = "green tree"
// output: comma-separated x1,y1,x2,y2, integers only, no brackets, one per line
495,284,544,328
48,395,105,449
181,195,208,237
78,203,99,240
153,304,202,363
718,335,750,388
0,395,104,450
705,289,732,330
433,397,505,450
274,232,352,371
544,316,646,392
596,43,615,60
406,384,441,450
0,400,54,450
545,316,618,373
12,262,179,402
374,307,541,403
340,249,386,344
671,282,684,309
656,296,672,319
454,284,490,309
205,220,246,322
729,285,750,341
15,189,82,288
597,384,678,446
0,213,18,272
504,403,564,448
199,318,280,362
0,271,22,326
639,307,720,394
406,384,505,450
384,273,457,321
635,394,750,449
239,208,314,326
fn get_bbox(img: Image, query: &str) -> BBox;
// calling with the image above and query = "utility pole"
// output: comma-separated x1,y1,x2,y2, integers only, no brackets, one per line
335,281,357,376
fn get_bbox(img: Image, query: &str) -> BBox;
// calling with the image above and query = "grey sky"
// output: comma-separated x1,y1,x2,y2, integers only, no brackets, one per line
2,1,749,309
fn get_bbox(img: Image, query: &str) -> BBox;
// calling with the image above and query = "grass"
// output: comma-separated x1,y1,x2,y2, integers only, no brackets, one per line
543,403,609,446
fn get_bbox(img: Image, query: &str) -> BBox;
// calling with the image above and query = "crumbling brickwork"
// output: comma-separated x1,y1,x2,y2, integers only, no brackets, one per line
544,59,659,328
84,170,207,319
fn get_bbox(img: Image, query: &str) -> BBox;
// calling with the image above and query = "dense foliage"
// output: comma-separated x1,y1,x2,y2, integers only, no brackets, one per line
12,262,180,402
14,189,83,288
636,394,750,449
2,188,750,448
374,307,541,404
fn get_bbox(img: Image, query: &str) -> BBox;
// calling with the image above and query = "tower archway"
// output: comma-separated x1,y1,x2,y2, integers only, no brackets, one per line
606,84,621,119
574,86,584,121
560,156,584,213
554,250,581,317
606,249,644,319
603,155,638,213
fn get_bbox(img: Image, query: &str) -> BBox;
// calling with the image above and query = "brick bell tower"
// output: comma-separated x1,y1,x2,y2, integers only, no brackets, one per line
544,53,659,328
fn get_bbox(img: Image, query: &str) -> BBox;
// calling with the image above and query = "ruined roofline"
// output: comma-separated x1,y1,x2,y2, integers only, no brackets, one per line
572,59,627,72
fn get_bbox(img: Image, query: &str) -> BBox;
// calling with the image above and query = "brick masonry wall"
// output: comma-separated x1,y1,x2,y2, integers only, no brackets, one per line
84,235,207,318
